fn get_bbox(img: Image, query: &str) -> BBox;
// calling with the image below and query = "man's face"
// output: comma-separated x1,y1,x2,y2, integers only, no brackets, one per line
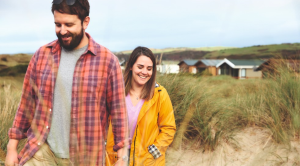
54,11,84,50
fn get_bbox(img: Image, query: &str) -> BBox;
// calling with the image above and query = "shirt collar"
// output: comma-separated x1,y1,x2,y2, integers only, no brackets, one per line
46,32,97,56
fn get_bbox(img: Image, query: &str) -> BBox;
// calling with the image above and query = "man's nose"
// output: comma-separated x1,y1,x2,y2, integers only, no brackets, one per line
60,25,67,35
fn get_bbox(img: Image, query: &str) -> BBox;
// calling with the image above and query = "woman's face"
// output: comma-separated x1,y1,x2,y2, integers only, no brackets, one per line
131,55,153,87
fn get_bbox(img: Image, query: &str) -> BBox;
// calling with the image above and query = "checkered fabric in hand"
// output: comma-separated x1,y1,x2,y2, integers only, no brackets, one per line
148,144,162,159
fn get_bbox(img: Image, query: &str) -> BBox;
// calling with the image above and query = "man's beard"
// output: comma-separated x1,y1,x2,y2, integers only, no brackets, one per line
57,27,84,50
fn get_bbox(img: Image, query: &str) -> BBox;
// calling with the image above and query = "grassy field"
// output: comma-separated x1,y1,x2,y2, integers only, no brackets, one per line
1,58,300,165
0,76,25,162
2,69,299,156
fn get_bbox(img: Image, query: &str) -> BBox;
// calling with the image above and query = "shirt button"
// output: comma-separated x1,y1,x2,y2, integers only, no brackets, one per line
38,142,41,145
46,126,49,129
49,109,52,112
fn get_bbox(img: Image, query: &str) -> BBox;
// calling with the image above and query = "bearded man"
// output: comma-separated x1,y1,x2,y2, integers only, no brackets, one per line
5,0,128,165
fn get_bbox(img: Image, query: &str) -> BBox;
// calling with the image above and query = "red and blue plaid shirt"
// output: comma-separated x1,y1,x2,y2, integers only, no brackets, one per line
8,33,128,166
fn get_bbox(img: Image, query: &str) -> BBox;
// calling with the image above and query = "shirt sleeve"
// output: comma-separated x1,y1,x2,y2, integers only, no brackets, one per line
8,52,37,140
153,89,176,154
106,56,128,151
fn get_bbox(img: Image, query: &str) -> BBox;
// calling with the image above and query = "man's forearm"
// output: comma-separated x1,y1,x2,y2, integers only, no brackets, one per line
7,139,19,151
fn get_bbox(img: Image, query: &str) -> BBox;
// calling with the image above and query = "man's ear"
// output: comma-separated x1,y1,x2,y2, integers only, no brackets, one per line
83,16,90,30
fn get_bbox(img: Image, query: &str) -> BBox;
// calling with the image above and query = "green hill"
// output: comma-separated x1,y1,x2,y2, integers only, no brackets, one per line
1,43,300,76
203,43,300,59
0,64,29,76
115,43,300,61
0,54,32,76
115,46,234,54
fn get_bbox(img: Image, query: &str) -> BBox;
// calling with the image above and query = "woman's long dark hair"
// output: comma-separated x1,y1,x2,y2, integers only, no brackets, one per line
123,46,157,100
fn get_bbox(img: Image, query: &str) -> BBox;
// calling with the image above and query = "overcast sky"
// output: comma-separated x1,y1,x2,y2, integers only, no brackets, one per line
0,0,300,54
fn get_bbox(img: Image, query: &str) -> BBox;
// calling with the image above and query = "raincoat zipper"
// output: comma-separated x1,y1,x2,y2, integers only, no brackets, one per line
133,125,138,166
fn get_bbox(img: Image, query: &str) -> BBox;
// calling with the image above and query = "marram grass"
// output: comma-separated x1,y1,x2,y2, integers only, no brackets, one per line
1,63,300,161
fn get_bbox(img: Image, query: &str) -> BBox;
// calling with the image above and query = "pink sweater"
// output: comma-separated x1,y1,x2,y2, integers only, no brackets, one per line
125,94,145,148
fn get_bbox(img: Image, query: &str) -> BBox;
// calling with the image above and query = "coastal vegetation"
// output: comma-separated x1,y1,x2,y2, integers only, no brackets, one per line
1,45,300,165
1,63,300,165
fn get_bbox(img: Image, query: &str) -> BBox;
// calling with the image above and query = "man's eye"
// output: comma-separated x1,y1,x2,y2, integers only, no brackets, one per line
55,24,61,27
66,24,73,27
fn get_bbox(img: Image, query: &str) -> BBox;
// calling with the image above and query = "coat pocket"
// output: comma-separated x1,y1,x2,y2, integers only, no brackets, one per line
105,151,118,166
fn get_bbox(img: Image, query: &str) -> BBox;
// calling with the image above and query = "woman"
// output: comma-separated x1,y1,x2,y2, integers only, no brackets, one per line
106,46,176,166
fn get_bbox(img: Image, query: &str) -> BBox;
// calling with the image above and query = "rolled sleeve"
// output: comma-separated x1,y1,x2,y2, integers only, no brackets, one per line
8,128,27,140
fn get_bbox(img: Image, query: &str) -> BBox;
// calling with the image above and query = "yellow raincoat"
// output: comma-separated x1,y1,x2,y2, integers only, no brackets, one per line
105,84,176,166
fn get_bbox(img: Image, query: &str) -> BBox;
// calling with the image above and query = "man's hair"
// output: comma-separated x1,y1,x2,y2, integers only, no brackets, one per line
124,46,157,100
51,0,90,22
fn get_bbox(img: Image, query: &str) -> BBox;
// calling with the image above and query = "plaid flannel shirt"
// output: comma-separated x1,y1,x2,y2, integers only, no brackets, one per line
8,33,127,166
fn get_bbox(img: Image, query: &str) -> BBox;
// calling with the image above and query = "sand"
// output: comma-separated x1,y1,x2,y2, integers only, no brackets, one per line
166,127,300,166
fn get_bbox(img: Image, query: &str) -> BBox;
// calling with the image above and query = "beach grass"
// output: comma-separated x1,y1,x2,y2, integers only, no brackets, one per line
1,62,300,165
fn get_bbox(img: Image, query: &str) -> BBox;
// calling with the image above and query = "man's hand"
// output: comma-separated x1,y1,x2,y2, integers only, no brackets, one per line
114,148,128,166
5,139,19,166
5,149,19,166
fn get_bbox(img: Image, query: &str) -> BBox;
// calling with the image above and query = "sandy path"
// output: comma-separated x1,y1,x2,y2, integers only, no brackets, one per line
166,127,300,166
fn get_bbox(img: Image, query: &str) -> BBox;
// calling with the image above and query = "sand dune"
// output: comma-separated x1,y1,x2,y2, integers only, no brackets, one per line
166,127,300,166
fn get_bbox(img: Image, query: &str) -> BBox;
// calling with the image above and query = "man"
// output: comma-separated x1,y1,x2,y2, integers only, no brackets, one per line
5,0,128,165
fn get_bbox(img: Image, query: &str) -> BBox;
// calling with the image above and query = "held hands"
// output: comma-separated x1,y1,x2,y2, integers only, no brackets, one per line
114,147,128,166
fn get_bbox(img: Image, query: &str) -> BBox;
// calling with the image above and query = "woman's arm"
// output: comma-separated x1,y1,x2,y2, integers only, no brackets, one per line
153,89,176,154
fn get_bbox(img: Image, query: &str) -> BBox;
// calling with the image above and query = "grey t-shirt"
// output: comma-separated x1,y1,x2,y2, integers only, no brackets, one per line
47,45,88,158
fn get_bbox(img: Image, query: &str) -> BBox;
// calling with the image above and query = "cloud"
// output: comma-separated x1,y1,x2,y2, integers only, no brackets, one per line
0,0,300,53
